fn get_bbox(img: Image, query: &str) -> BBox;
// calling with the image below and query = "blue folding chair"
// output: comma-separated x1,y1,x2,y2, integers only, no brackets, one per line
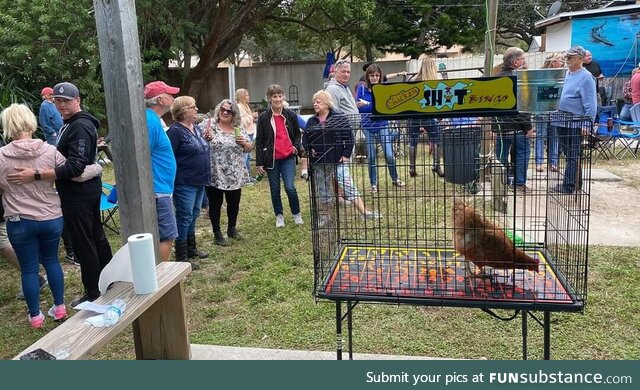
610,103,640,159
100,183,119,234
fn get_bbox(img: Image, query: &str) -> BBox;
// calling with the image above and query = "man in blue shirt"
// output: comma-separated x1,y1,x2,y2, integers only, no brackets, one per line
143,81,180,263
38,87,63,145
552,46,597,194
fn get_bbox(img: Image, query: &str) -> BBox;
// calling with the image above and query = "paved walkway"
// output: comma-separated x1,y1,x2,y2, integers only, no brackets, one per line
587,169,640,246
191,344,451,360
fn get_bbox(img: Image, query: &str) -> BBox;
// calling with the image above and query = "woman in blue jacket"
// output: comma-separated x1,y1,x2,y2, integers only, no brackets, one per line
355,64,405,192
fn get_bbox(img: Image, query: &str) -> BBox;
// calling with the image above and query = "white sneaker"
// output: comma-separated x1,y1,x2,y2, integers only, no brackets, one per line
293,213,304,225
275,214,285,228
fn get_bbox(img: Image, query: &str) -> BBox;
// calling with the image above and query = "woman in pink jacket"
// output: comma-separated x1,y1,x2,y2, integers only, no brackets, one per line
0,103,101,328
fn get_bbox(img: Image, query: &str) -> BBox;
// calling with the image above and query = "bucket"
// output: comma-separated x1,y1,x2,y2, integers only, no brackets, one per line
516,68,565,113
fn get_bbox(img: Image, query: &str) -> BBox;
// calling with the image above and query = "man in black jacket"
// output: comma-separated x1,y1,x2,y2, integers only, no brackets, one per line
8,82,112,306
494,47,534,194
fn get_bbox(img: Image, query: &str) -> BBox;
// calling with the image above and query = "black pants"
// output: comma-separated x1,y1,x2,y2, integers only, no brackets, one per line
206,186,241,232
61,195,113,299
61,224,74,254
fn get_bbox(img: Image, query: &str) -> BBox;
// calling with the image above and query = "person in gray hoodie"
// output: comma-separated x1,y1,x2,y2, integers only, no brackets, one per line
0,103,101,327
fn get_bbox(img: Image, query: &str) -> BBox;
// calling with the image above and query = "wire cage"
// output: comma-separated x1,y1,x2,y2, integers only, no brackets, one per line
306,112,592,359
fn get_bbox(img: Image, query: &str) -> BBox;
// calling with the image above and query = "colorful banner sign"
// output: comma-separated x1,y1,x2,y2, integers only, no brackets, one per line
371,76,518,117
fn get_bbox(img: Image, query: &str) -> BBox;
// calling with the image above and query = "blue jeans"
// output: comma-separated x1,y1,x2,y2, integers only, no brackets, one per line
266,155,300,216
8,217,64,317
173,185,205,240
364,128,398,186
619,103,632,121
534,121,559,166
495,132,530,186
244,133,255,175
557,126,581,192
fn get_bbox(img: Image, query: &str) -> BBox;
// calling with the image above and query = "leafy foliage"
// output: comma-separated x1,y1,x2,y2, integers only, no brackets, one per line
0,0,103,117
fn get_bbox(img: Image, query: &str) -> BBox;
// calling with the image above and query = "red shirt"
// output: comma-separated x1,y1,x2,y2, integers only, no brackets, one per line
273,114,294,160
631,72,640,105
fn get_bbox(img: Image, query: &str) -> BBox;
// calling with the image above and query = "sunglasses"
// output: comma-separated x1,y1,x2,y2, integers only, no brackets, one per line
335,59,350,67
220,107,234,115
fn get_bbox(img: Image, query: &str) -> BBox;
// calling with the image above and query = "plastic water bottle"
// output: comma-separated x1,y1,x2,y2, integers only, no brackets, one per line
102,299,126,326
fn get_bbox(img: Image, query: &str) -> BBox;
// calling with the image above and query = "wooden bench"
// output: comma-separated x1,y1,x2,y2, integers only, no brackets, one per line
14,261,192,360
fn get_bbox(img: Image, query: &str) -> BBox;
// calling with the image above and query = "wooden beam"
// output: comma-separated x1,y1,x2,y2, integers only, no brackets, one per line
93,0,161,261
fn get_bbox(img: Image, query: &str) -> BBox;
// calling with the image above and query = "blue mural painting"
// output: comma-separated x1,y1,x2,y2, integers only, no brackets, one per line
573,13,640,76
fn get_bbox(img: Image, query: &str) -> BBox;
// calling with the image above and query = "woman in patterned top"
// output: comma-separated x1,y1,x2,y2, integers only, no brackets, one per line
202,99,252,246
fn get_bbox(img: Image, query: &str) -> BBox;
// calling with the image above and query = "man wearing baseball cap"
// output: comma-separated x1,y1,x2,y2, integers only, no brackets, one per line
143,81,181,264
551,46,597,194
38,87,63,145
8,81,113,306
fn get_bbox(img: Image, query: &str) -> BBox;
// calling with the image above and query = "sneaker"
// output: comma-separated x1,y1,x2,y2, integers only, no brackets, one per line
317,215,331,228
293,213,304,225
275,214,285,228
65,253,80,266
29,312,45,329
16,276,48,301
363,211,381,220
47,304,67,321
300,171,309,181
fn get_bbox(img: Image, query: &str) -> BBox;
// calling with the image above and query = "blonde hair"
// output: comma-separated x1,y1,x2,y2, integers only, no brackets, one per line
170,96,196,121
542,52,564,69
312,90,335,110
235,88,252,114
416,55,438,81
1,103,37,141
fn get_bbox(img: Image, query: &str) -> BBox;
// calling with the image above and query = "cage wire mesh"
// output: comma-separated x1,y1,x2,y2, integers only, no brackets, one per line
308,112,590,312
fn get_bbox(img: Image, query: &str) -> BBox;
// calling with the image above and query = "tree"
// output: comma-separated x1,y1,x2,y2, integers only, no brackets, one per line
0,0,103,116
353,1,486,60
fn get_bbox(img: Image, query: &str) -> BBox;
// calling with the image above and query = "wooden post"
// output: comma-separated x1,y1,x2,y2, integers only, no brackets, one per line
483,0,499,77
93,0,161,262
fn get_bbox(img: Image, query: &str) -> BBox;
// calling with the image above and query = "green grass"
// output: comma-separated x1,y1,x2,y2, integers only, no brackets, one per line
1,158,639,360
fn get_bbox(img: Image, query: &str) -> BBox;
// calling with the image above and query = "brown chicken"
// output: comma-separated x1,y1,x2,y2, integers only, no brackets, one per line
452,199,539,277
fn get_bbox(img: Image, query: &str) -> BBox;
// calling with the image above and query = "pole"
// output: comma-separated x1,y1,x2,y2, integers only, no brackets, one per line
228,64,236,101
484,0,499,77
94,0,161,261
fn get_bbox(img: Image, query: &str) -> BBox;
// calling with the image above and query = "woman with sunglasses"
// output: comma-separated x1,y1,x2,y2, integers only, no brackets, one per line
202,99,252,245
167,96,211,268
255,84,303,228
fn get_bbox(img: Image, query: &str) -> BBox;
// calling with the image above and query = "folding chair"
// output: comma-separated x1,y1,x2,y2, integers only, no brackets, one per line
100,183,119,234
611,103,640,159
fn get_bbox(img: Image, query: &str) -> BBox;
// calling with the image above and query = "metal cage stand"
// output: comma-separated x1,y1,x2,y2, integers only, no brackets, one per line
334,302,553,360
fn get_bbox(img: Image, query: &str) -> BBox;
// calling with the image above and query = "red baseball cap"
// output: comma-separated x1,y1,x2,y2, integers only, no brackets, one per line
41,87,54,96
143,81,180,99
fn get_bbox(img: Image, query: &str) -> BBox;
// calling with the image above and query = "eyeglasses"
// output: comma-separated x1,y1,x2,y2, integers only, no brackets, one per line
185,105,198,110
220,107,234,115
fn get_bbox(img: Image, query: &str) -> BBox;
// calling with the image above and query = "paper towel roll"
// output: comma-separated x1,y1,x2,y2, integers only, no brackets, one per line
128,233,158,294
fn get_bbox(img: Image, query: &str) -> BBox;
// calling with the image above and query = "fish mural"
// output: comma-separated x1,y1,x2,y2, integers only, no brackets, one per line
589,21,614,47
573,14,640,76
